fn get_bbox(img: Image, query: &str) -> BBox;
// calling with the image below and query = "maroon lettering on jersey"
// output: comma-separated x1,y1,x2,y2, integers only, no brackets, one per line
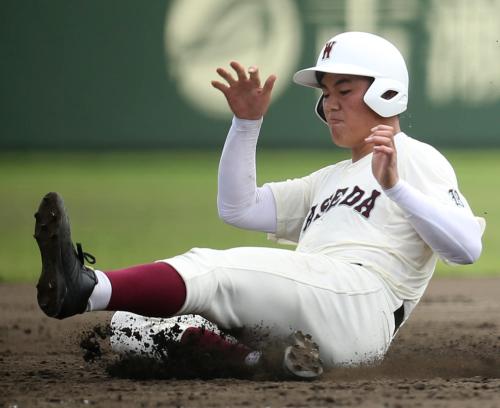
339,186,365,207
354,189,381,218
320,196,332,212
302,186,381,233
322,41,335,60
303,205,318,232
328,188,348,210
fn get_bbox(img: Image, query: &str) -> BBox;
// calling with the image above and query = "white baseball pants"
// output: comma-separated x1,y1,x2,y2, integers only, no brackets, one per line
112,246,398,367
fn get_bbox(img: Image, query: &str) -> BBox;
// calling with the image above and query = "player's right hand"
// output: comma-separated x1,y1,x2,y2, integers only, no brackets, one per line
211,61,277,120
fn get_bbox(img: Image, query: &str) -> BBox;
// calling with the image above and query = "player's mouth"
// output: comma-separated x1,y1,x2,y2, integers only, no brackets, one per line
327,118,343,125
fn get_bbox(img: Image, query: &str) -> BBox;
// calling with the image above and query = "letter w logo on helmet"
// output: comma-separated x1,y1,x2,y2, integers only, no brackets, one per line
322,41,335,60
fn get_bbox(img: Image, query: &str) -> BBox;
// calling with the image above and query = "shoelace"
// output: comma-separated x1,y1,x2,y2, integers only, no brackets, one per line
76,242,96,265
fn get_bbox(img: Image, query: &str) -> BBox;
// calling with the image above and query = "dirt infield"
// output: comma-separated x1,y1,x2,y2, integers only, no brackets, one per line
1,278,499,408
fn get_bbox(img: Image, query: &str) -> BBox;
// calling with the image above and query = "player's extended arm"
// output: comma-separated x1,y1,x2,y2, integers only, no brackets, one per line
216,117,277,233
212,62,278,233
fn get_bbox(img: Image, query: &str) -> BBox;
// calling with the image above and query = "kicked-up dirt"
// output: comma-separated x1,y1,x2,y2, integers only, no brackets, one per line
0,278,499,407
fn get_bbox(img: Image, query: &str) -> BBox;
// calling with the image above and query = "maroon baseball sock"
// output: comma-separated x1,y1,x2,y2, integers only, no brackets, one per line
180,327,258,365
105,262,186,317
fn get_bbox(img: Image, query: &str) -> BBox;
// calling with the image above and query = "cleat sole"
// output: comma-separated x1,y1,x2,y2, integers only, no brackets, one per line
283,330,324,380
35,192,67,318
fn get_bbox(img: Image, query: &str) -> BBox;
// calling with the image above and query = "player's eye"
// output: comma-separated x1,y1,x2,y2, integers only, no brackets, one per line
322,93,330,99
339,90,351,95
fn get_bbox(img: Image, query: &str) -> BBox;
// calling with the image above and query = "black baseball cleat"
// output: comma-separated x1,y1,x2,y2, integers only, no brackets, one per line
283,330,324,380
34,192,97,319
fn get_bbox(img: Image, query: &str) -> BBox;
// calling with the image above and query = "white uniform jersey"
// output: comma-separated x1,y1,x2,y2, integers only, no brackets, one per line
266,132,474,310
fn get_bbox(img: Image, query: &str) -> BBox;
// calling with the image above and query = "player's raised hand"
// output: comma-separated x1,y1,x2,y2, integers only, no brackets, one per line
365,125,399,190
211,61,277,120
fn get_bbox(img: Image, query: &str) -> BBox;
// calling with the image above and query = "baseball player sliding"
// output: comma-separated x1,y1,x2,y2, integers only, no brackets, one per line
34,32,484,379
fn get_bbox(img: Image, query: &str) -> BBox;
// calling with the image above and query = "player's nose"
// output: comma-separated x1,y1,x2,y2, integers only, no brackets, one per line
323,95,340,112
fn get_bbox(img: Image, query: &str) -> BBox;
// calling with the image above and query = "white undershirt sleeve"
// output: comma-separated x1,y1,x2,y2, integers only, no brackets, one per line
217,116,277,233
384,179,483,264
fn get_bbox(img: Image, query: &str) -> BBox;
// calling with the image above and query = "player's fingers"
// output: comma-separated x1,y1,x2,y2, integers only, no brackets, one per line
211,80,229,94
373,145,394,155
216,68,236,86
248,66,261,88
230,61,248,82
365,135,393,146
262,74,277,95
371,125,394,133
370,128,395,137
370,131,395,141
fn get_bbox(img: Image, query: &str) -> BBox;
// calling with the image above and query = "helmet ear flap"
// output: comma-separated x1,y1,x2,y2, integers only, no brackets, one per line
315,95,328,125
363,78,408,117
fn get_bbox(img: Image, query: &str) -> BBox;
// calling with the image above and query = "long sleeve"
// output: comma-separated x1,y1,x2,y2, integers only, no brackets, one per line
384,179,484,264
217,116,277,233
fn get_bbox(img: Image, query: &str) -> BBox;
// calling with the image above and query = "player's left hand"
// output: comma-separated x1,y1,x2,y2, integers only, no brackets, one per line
365,125,399,190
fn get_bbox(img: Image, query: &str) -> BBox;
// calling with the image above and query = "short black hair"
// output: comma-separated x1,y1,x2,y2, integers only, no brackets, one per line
315,71,326,85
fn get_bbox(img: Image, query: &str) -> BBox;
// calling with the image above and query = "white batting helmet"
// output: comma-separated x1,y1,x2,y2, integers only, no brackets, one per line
293,32,409,122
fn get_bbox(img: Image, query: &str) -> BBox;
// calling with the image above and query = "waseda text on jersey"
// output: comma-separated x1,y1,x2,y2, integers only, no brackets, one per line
303,186,381,232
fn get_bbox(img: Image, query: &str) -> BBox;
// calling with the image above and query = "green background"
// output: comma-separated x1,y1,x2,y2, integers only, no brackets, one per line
1,0,499,149
0,1,498,281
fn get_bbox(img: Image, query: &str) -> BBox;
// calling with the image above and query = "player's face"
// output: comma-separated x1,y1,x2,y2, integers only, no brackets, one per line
320,73,381,159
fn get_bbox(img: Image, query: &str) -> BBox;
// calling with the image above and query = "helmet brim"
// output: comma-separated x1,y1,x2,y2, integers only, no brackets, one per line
293,64,381,88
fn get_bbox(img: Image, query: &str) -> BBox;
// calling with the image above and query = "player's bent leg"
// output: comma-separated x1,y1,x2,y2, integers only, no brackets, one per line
161,247,396,369
110,312,263,368
109,311,321,378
